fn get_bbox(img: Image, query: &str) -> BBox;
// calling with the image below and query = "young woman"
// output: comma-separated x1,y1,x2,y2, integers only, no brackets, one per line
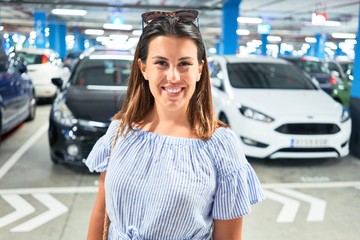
86,10,265,240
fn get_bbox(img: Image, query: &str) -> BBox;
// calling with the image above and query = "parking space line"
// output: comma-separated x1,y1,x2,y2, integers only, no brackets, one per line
0,123,49,180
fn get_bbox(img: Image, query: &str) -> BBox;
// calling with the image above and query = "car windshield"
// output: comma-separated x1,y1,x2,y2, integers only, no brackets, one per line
290,59,329,74
227,62,317,89
17,53,43,64
340,62,353,76
72,58,131,86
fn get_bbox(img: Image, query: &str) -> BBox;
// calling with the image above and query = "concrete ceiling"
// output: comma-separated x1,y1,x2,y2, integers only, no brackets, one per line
0,0,359,49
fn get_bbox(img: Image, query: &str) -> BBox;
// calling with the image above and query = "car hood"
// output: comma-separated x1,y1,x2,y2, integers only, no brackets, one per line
231,89,343,119
65,86,127,123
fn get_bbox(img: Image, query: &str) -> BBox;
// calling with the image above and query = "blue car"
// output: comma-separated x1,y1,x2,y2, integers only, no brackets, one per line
0,50,36,136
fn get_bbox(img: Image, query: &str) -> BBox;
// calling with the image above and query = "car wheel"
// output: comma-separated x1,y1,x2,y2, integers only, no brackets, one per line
219,113,229,125
50,151,59,164
25,91,36,122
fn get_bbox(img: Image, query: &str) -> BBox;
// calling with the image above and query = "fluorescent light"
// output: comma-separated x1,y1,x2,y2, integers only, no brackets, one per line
84,29,104,35
132,30,142,36
267,36,281,42
305,37,317,43
237,17,263,24
109,34,128,40
325,21,341,26
345,39,357,44
103,23,133,31
332,33,356,39
236,29,250,35
52,9,87,16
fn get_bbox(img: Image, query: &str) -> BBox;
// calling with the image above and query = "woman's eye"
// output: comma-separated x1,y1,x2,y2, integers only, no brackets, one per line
155,60,167,66
179,61,192,66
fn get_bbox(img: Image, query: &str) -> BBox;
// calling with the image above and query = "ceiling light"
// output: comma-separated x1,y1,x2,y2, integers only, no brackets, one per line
236,29,250,35
132,30,142,36
237,17,263,24
331,33,356,39
305,37,317,43
103,23,133,31
0,26,3,31
52,9,87,16
84,29,104,35
324,21,341,26
267,36,281,42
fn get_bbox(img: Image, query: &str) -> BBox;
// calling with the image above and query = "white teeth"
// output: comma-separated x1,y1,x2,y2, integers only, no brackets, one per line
165,88,181,93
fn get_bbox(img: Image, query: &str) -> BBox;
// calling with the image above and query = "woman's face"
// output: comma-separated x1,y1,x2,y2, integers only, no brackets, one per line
139,36,203,115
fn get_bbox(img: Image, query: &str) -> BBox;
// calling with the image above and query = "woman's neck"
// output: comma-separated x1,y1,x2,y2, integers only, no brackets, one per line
138,108,196,138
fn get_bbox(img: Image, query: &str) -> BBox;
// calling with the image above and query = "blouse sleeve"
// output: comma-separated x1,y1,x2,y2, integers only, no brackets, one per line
84,120,119,172
210,128,266,219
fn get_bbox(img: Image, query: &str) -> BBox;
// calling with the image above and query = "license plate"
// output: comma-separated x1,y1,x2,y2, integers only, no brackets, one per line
290,138,328,148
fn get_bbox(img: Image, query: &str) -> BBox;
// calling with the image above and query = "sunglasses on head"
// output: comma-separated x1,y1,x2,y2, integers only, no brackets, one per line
141,9,199,30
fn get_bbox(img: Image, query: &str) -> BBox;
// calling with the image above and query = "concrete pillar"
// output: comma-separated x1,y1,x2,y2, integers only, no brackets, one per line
314,33,327,58
261,34,268,56
34,12,47,49
220,0,241,55
48,21,67,59
349,6,360,158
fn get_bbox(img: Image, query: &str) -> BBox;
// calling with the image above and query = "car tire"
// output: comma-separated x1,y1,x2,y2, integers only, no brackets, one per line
25,91,36,122
50,151,59,164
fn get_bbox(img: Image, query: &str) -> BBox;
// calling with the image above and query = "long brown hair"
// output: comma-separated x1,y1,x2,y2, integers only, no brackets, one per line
114,15,226,140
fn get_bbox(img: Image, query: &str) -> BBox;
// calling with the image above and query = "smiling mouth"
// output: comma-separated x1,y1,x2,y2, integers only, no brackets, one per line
163,87,183,94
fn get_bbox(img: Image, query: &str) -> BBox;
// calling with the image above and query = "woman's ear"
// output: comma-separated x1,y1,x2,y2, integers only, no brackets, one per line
197,60,204,82
138,58,148,80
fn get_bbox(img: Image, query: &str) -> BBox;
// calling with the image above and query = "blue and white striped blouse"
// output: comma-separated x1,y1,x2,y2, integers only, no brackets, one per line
86,120,265,240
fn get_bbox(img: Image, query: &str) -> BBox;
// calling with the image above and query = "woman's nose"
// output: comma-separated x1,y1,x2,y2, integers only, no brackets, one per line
166,67,180,83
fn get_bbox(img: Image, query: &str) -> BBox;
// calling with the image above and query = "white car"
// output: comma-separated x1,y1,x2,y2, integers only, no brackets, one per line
208,55,351,159
17,48,71,101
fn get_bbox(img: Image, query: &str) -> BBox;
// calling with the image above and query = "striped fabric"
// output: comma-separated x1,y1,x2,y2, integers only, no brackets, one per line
86,120,265,240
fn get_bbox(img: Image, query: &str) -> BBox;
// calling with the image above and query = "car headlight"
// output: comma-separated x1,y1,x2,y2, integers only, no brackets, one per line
239,106,274,123
340,108,350,123
53,99,78,126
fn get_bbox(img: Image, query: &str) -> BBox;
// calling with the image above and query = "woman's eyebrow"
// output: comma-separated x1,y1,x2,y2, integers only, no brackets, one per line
151,55,167,60
151,56,195,61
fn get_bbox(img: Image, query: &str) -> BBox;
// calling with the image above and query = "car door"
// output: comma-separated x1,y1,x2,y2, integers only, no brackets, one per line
12,54,31,115
0,53,18,133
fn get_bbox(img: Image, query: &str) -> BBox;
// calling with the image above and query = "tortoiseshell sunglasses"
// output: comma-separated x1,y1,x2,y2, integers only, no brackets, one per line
141,9,199,30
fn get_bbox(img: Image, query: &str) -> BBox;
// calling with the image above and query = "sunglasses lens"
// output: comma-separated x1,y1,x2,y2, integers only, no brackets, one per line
142,10,199,28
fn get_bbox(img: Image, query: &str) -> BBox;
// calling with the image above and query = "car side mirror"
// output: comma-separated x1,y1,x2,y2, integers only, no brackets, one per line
52,77,63,90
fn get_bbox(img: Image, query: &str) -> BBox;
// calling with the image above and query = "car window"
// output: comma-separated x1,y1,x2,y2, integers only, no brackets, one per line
292,60,329,74
73,59,131,86
227,62,317,89
17,52,43,64
0,52,9,72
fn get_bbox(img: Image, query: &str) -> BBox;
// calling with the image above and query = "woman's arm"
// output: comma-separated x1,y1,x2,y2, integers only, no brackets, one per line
87,171,107,240
213,217,243,240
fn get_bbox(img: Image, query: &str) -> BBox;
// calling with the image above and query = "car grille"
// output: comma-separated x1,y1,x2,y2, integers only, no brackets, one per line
275,123,340,135
78,128,108,158
277,147,338,152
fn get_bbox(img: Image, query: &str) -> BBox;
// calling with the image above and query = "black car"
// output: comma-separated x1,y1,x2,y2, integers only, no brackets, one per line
48,50,132,167
0,49,36,137
281,56,340,95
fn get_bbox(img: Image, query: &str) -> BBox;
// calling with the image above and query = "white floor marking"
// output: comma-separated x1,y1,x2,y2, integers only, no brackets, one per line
0,186,98,195
275,188,326,222
10,193,68,232
0,194,35,228
263,189,300,223
0,123,49,180
262,181,360,189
